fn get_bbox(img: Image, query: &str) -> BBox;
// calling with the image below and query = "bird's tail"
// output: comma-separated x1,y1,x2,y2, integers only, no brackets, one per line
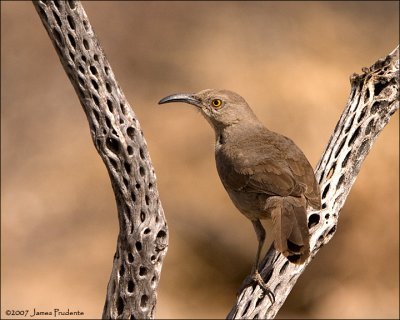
270,196,310,264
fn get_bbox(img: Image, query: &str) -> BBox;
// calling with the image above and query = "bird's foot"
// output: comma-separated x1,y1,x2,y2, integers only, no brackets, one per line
251,270,275,303
237,270,275,304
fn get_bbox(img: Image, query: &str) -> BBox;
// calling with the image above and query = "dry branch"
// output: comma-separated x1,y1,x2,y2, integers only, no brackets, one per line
228,46,399,319
32,1,168,319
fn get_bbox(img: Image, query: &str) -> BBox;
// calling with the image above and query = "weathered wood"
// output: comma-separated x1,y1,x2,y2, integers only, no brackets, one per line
32,1,168,319
228,46,399,319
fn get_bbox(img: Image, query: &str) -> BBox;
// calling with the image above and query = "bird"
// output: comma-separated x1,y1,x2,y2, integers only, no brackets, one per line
159,89,321,293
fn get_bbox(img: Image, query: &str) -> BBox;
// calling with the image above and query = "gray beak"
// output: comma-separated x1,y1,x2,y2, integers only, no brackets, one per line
158,93,201,107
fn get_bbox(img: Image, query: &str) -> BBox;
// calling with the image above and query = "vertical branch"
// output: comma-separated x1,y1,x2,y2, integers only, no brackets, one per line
228,46,399,318
32,1,168,319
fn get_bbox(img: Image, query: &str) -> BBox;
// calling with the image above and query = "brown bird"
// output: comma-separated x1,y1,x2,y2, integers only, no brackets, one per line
159,89,321,290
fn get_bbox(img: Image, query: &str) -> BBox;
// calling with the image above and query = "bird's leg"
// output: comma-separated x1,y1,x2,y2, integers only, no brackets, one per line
251,219,265,275
249,220,275,302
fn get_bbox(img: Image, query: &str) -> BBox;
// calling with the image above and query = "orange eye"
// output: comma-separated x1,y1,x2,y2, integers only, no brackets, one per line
211,99,222,108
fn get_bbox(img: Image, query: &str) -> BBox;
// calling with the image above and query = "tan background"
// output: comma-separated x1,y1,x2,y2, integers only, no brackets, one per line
1,1,399,319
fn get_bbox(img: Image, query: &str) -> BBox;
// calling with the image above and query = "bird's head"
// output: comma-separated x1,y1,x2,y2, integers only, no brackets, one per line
159,89,259,132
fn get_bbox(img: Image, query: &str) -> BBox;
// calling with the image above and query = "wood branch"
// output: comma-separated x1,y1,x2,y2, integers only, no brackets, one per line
228,46,399,319
32,1,168,319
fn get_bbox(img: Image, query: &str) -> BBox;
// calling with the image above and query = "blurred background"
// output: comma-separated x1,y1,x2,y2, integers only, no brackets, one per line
1,1,399,319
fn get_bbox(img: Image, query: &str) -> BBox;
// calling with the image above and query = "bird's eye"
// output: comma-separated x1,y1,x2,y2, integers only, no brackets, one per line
211,99,223,108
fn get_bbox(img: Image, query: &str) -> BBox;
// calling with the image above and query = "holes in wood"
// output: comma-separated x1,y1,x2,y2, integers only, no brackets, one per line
144,228,151,235
255,295,263,308
119,264,125,277
93,95,100,106
93,54,99,62
145,195,150,206
78,76,85,87
107,99,114,112
127,127,135,139
135,241,142,251
67,0,76,9
326,161,336,180
139,267,147,277
106,82,112,93
67,33,76,49
91,79,99,91
264,268,273,283
105,117,112,128
81,55,87,63
348,126,361,146
334,138,346,158
140,210,146,222
93,109,100,122
83,38,90,50
106,137,119,154
109,158,118,170
38,6,47,20
124,162,131,174
78,64,85,74
342,151,351,168
308,213,320,228
357,107,367,123
127,145,133,156
139,166,145,177
242,300,251,316
157,229,167,240
374,81,386,96
67,15,75,30
139,148,145,160
336,175,345,190
364,88,370,102
358,139,370,157
344,114,355,133
321,183,330,199
130,222,134,235
321,203,327,209
131,191,136,202
104,66,110,75
127,280,134,293
117,296,124,316
52,10,62,27
279,261,289,275
120,103,128,115
327,225,337,236
135,183,141,190
123,178,129,189
52,28,63,46
89,65,97,75
140,295,149,308
371,101,378,114
365,118,375,135
127,253,134,263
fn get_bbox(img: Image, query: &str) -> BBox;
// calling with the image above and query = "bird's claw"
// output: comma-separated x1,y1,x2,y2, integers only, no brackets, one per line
251,270,275,303
237,270,275,304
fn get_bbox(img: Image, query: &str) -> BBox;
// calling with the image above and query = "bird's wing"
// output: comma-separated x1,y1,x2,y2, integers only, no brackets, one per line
217,144,305,197
217,133,320,206
237,158,305,197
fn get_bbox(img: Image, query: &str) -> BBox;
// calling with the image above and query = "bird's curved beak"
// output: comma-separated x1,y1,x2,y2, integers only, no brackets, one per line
158,93,201,108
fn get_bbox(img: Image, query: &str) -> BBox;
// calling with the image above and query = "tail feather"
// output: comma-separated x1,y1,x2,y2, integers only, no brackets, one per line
271,196,310,264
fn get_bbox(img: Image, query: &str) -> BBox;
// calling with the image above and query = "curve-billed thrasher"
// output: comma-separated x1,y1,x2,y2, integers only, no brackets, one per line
159,89,321,289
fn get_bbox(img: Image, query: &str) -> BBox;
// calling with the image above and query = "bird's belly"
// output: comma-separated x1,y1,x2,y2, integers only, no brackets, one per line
226,189,271,220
